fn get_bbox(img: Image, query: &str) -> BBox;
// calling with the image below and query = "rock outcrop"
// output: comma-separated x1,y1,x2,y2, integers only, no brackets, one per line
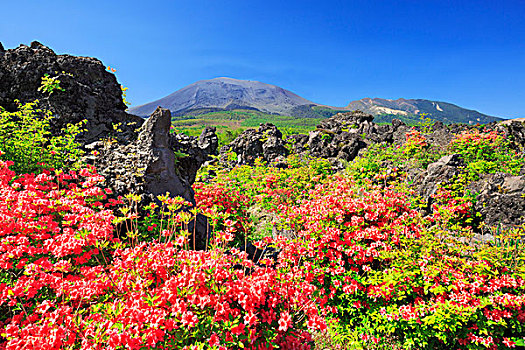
219,123,288,166
499,120,525,149
91,107,210,249
92,107,194,203
170,126,219,184
290,111,399,162
418,154,465,199
417,155,525,229
0,41,143,144
471,174,525,228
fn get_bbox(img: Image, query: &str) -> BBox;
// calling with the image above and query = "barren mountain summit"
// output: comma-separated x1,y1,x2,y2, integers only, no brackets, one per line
129,77,317,117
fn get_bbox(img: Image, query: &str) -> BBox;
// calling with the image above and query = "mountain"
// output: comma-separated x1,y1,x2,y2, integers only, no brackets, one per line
345,98,502,124
129,78,503,124
129,77,318,117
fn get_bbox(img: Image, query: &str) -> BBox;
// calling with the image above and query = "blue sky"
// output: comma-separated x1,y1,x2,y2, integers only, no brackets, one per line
1,0,524,117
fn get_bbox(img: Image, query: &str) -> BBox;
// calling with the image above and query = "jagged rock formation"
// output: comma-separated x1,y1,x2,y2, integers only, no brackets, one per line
0,41,143,144
170,126,219,184
91,107,211,249
290,111,403,162
500,119,525,149
91,107,195,204
418,154,465,199
219,123,288,166
218,111,524,170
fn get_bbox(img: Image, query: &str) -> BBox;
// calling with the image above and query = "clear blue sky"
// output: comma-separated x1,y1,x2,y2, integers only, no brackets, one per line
1,0,524,117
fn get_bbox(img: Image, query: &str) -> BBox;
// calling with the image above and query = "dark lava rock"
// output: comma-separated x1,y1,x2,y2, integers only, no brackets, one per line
289,111,383,162
470,174,525,228
93,107,194,203
419,154,464,195
0,41,143,144
219,123,288,166
498,120,525,150
170,126,219,184
92,107,210,250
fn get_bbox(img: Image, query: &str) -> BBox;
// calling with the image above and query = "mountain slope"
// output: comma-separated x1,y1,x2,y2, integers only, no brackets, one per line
129,77,317,117
129,78,503,124
346,98,502,124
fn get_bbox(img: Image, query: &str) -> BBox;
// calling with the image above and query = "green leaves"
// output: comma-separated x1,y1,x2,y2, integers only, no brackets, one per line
0,100,84,174
449,129,525,176
38,73,65,95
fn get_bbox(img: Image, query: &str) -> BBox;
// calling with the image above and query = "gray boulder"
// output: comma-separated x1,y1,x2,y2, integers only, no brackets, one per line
93,107,195,203
470,174,525,228
498,120,525,149
419,154,464,197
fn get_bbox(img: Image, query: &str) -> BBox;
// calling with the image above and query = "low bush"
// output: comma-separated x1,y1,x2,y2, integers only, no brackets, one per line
448,129,524,176
0,101,84,174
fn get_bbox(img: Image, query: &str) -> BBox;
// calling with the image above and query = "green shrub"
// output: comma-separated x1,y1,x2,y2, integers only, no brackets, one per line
448,129,524,176
0,100,84,174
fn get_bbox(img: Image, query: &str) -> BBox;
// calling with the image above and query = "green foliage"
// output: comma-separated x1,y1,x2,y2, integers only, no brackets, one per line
218,129,244,147
480,224,525,271
0,101,84,173
449,129,525,176
38,73,65,95
121,85,130,106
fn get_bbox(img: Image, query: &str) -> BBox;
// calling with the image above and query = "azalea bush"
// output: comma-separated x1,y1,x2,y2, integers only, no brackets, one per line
448,129,524,176
0,158,325,350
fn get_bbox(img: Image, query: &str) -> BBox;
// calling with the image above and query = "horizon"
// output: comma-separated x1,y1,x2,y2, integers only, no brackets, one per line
1,0,525,118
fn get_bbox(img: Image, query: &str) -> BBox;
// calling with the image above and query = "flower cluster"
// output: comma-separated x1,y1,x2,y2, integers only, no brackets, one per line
403,129,429,158
0,158,322,349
